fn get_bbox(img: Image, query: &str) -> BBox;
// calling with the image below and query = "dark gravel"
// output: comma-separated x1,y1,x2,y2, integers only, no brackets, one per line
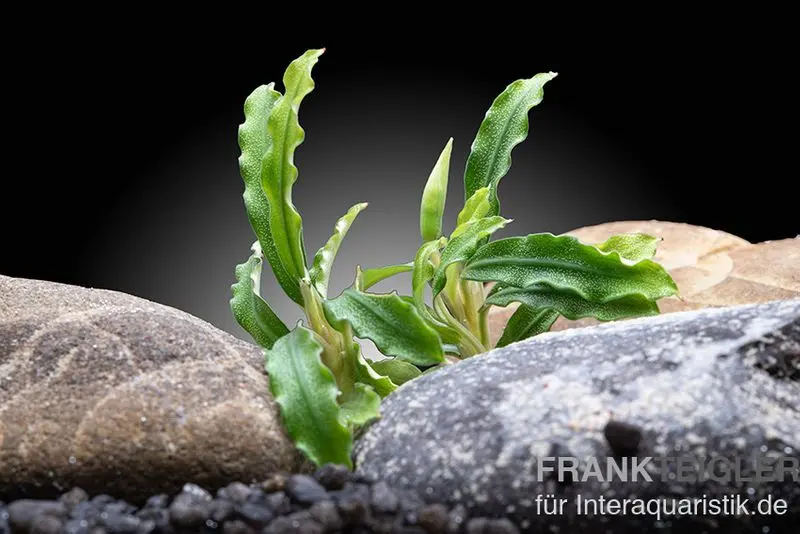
0,465,518,533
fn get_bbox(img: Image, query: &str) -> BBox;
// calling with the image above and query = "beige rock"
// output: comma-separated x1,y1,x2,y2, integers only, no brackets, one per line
0,275,306,501
488,221,799,343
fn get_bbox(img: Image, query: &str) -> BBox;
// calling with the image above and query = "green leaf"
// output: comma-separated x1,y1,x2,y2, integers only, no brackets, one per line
354,352,397,397
310,202,368,298
420,138,453,241
262,49,324,285
595,233,659,264
266,327,352,467
486,282,659,322
370,358,422,385
238,83,303,304
431,216,510,297
340,383,381,427
464,72,557,215
358,263,413,291
463,233,678,302
456,187,491,229
230,242,290,348
497,307,559,348
323,288,444,366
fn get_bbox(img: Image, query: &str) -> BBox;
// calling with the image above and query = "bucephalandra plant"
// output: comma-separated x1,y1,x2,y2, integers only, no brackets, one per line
231,49,678,467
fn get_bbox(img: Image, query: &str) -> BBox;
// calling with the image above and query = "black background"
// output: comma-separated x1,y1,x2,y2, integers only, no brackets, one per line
2,20,796,336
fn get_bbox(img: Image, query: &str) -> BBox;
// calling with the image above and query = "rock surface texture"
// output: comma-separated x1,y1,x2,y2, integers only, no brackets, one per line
357,299,800,533
0,275,305,502
487,222,799,344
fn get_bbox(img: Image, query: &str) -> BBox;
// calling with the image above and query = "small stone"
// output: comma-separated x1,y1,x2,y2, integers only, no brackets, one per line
465,518,490,534
208,499,234,522
447,504,469,533
169,492,209,527
100,513,141,534
370,480,399,514
485,518,519,533
418,503,449,533
337,495,368,525
30,515,63,534
286,475,329,505
604,420,643,456
181,483,212,502
265,492,291,515
264,512,323,534
223,520,257,534
59,487,88,511
313,464,350,491
261,473,289,493
308,500,342,531
219,482,253,504
234,502,274,528
142,494,169,509
8,500,66,530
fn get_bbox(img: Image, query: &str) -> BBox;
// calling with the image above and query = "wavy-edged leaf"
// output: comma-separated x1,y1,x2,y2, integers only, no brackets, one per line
354,352,397,397
263,49,324,284
431,216,510,297
340,383,381,427
323,288,444,366
420,138,452,241
238,84,303,304
310,202,368,298
486,282,659,322
230,242,290,348
497,307,559,348
370,358,422,385
464,233,678,302
266,327,352,467
595,233,659,264
464,72,557,215
455,187,491,232
359,263,413,291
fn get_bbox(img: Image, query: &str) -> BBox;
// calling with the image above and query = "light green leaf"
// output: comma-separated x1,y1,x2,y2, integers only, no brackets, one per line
486,282,659,322
323,288,444,366
370,358,422,385
230,242,290,348
595,233,659,264
310,202,368,298
420,138,453,241
431,216,510,297
354,352,397,397
463,233,678,302
340,383,381,427
263,49,324,285
497,307,559,348
455,187,491,231
266,327,352,467
464,72,557,215
358,263,414,291
238,84,303,304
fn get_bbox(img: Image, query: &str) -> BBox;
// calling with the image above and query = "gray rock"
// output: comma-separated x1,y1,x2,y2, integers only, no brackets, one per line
356,300,800,532
0,275,305,501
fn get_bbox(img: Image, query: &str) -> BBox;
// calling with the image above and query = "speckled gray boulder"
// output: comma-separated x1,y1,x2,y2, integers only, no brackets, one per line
0,275,305,502
356,299,800,533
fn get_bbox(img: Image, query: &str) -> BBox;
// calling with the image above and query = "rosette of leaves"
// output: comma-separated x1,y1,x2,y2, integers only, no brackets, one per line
231,49,678,468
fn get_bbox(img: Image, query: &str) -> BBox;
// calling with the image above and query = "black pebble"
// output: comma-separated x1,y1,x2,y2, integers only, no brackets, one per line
286,475,329,505
0,464,533,533
604,420,643,456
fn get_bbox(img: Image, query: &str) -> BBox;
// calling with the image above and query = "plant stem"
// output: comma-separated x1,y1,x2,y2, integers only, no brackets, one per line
301,280,352,395
434,296,485,357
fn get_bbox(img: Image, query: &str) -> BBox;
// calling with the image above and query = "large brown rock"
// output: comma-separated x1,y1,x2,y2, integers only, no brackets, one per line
0,275,305,502
488,221,800,343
